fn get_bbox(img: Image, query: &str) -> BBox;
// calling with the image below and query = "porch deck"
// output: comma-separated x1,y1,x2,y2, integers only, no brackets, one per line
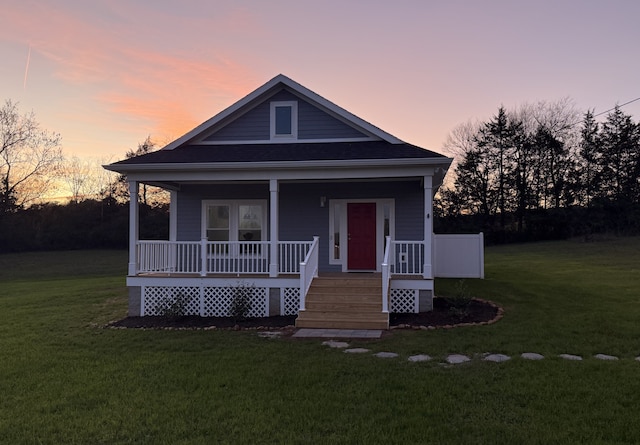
127,238,434,325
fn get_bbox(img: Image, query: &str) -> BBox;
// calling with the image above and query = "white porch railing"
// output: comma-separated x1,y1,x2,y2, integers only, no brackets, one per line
299,236,320,311
205,241,270,274
136,239,315,275
391,240,425,275
381,236,391,313
279,240,315,274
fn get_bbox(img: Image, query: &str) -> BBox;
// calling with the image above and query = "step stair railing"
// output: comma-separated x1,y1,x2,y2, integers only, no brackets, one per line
381,236,391,313
299,236,320,312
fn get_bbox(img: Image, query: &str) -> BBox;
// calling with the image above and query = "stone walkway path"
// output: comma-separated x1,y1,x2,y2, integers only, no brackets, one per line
259,331,640,363
318,340,640,363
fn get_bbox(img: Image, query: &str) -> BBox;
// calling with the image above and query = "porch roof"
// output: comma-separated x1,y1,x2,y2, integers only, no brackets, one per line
107,141,450,170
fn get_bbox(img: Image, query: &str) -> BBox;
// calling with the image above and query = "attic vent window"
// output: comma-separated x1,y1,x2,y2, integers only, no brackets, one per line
270,101,298,140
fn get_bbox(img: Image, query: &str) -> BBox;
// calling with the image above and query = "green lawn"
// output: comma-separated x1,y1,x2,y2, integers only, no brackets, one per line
0,239,639,444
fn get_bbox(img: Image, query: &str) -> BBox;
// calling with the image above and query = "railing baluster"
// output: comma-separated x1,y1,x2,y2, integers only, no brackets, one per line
136,240,317,276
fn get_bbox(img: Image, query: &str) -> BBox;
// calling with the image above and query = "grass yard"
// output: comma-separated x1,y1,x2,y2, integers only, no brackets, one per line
0,239,639,444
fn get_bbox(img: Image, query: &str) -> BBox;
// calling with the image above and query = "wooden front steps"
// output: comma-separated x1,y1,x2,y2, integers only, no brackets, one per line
295,276,389,329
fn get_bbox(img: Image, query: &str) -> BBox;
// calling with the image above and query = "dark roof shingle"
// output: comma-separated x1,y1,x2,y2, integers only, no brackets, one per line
112,141,448,166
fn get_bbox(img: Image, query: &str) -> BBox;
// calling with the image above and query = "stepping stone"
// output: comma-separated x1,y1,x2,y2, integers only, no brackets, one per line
408,354,432,362
374,352,398,359
521,352,545,360
322,340,349,349
559,354,582,361
484,353,510,363
446,354,471,364
594,353,618,361
636,357,640,362
257,331,282,339
344,348,370,354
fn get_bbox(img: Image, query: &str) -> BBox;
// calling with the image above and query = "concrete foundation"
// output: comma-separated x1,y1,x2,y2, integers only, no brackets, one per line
128,286,142,316
268,288,281,316
418,289,433,312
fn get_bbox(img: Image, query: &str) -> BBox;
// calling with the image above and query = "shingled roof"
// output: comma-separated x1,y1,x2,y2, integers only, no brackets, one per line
105,74,451,175
110,141,448,167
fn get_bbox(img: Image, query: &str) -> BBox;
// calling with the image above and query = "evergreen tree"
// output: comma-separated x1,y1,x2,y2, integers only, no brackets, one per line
576,110,600,207
597,106,639,202
475,107,519,230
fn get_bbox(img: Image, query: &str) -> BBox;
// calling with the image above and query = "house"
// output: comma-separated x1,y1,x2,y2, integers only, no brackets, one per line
104,74,484,329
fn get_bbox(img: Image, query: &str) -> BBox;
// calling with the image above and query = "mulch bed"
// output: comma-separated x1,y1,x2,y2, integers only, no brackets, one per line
107,297,501,330
390,297,501,329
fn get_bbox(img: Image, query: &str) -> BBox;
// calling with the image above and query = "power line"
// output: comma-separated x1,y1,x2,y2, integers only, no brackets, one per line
564,96,640,129
593,96,640,118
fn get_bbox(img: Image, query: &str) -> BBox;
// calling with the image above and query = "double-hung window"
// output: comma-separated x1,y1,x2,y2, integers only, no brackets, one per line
203,200,267,255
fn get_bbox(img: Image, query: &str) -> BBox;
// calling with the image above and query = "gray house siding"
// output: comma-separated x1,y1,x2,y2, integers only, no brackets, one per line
297,100,366,140
394,184,424,241
174,180,423,271
203,101,270,142
203,90,367,142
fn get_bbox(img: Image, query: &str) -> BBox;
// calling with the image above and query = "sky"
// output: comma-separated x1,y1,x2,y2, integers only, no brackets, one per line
1,0,640,163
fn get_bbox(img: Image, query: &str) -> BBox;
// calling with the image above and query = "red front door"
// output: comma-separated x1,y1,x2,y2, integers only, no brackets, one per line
347,202,377,270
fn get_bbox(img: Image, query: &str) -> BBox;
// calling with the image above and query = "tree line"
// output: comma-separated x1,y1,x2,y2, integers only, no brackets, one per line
435,99,640,243
0,100,168,253
1,98,639,253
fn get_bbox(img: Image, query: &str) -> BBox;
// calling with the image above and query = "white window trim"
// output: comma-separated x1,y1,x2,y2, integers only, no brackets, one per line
270,101,298,140
328,198,395,272
202,199,268,242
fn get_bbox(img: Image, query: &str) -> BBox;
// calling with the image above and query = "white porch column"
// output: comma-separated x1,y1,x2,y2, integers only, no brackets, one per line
423,175,433,279
269,179,279,277
128,181,139,276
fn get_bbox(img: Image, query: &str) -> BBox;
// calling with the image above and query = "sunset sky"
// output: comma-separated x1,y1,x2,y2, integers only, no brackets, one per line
1,0,639,162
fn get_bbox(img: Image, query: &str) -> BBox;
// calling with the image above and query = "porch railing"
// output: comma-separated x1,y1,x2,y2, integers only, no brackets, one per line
136,239,315,275
391,240,425,275
299,236,320,311
279,240,315,274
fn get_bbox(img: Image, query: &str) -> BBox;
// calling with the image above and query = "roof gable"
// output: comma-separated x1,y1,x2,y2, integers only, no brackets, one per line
163,74,403,150
199,90,369,143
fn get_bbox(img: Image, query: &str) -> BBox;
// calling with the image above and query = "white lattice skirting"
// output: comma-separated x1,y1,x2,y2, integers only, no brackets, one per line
281,287,300,316
140,284,420,316
142,285,268,317
390,288,419,313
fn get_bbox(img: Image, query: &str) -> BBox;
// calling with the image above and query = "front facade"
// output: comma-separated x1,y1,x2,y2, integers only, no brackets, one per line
106,75,482,328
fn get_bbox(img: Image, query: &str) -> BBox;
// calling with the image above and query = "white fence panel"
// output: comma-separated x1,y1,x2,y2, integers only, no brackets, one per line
434,233,484,279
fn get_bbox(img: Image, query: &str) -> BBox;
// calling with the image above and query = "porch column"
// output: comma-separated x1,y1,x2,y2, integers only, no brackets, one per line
423,175,433,279
269,179,279,277
128,181,139,276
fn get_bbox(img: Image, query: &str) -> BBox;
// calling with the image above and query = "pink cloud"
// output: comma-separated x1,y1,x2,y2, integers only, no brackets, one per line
0,1,262,145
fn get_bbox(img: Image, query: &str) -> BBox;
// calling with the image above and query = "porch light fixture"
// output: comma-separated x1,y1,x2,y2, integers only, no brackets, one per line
320,196,327,207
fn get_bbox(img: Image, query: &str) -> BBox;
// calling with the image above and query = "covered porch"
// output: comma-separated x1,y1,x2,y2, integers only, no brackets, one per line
126,235,434,326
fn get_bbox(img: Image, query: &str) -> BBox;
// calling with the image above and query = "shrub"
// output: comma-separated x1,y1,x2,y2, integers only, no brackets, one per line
229,282,253,322
442,280,473,320
155,292,191,318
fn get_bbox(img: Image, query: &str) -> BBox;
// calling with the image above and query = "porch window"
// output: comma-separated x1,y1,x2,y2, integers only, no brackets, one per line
332,203,341,262
383,202,391,242
270,101,298,139
203,200,267,245
329,201,343,264
206,205,230,241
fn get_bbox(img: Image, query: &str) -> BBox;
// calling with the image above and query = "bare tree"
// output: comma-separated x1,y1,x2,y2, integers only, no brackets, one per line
0,100,63,213
62,156,96,203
